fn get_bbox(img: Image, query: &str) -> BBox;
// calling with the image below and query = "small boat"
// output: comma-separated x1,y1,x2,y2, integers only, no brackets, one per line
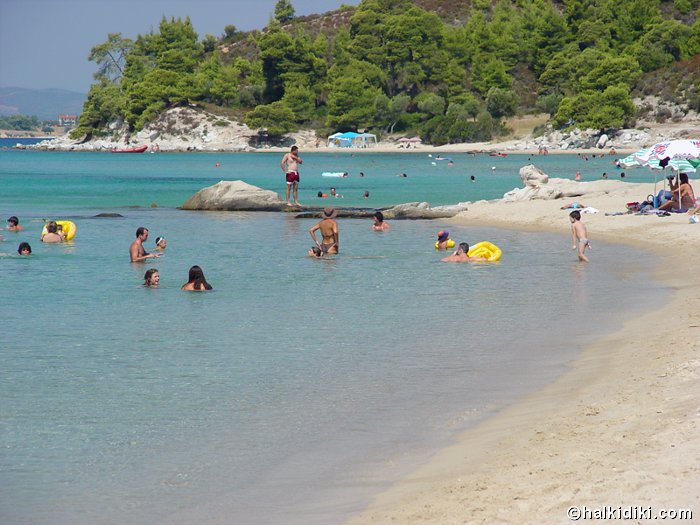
322,172,348,178
112,145,148,153
489,152,507,157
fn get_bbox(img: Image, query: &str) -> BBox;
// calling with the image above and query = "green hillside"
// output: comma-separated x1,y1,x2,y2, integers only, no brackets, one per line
72,0,700,145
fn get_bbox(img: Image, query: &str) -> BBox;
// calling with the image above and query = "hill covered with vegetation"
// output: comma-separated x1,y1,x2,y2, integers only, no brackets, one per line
72,0,700,145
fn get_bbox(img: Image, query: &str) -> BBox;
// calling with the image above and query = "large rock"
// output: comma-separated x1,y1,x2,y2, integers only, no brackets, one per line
503,185,563,202
181,180,286,211
503,170,629,202
383,201,469,219
519,164,549,187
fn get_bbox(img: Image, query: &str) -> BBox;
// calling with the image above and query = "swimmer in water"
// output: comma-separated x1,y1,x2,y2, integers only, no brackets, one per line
436,230,451,250
309,206,339,255
181,265,213,291
143,268,160,287
41,221,64,243
441,242,487,263
371,211,390,231
154,236,167,251
6,216,24,232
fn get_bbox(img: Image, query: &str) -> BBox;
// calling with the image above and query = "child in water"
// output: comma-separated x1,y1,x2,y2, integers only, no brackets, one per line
569,210,591,262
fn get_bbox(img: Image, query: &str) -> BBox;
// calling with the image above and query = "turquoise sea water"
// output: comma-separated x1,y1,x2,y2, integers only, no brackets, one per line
1,149,665,524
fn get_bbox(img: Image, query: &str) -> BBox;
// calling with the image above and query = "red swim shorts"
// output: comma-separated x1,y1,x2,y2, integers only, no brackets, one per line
286,171,300,184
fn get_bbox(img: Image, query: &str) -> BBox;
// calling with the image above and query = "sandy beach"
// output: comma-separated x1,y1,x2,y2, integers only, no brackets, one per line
345,182,700,524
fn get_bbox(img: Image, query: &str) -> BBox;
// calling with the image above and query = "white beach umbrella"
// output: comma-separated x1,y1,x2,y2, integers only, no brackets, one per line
634,139,700,163
627,140,700,207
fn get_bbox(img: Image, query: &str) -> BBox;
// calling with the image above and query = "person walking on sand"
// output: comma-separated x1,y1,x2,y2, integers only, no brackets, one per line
441,242,487,263
569,210,591,262
309,206,339,254
130,226,162,263
281,145,302,206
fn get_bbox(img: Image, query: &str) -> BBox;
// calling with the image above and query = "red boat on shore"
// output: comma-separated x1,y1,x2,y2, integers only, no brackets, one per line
112,145,148,153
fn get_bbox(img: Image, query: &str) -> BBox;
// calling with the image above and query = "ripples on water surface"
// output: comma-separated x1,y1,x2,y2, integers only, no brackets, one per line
0,151,665,524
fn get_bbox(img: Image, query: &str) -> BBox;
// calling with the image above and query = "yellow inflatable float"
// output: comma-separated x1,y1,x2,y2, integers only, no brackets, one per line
467,241,502,262
434,239,455,249
42,220,77,240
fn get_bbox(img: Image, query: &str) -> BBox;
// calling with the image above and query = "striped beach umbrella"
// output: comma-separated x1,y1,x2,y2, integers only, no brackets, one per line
620,141,700,207
620,151,698,173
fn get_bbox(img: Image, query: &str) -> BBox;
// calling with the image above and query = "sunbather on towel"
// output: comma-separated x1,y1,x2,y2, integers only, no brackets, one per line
560,202,588,210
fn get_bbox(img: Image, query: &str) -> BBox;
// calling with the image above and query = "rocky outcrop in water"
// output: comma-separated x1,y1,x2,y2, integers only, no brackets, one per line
181,181,470,218
180,180,287,211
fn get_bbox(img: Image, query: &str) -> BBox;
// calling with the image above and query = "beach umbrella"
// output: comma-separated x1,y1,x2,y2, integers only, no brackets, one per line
634,139,700,163
619,148,669,202
632,139,700,207
408,137,422,143
620,151,698,173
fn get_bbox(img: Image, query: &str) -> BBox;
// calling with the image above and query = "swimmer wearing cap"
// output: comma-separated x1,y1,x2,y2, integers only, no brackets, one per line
436,230,451,250
155,237,167,251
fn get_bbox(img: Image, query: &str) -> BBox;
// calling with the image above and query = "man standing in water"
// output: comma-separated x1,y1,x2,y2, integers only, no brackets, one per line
130,227,162,263
281,145,302,206
309,206,339,254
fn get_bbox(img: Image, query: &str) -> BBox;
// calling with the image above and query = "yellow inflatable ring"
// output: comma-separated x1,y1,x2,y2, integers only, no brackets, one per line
467,241,502,262
434,239,455,249
42,220,77,241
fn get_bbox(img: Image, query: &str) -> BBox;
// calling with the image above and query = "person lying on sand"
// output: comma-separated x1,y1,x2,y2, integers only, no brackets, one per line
560,202,588,210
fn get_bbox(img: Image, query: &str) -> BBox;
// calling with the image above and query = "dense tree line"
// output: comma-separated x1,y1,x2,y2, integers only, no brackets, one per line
0,115,42,131
72,0,700,145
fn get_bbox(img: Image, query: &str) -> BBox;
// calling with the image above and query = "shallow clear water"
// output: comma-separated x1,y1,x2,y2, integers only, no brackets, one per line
0,151,666,524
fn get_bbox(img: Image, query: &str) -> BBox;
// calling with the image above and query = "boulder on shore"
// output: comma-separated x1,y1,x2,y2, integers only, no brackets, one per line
519,164,549,188
181,180,286,211
504,165,630,203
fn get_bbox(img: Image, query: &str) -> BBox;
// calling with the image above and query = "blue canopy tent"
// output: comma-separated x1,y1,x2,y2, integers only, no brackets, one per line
327,131,377,148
